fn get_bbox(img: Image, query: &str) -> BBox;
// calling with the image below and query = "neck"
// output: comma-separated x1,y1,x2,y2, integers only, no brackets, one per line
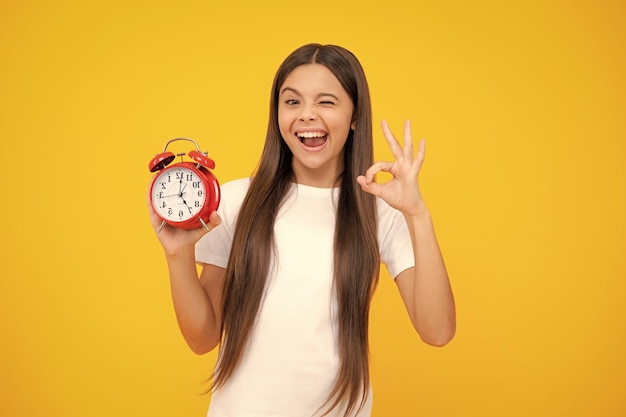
291,161,344,188
292,169,342,188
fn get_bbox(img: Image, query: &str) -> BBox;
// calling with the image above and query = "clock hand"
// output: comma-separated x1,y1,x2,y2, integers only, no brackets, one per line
160,184,188,199
161,193,183,199
177,183,193,214
179,197,194,214
178,183,187,198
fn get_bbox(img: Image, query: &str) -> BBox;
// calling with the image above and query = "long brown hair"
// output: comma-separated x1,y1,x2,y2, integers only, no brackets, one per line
213,44,380,416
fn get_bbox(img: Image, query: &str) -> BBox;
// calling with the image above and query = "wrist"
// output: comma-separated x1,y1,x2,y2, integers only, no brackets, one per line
164,244,196,261
403,206,435,234
403,202,431,221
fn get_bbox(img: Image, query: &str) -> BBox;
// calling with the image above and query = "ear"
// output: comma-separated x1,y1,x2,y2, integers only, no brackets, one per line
351,120,356,130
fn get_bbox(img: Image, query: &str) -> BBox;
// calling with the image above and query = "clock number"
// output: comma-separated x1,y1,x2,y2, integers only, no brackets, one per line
186,174,193,181
192,181,201,188
178,210,184,218
198,190,204,197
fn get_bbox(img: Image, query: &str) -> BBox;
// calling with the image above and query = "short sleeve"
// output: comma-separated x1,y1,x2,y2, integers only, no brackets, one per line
377,199,415,279
195,178,251,267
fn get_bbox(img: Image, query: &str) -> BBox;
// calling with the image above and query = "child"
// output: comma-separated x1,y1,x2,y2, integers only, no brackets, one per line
148,43,455,417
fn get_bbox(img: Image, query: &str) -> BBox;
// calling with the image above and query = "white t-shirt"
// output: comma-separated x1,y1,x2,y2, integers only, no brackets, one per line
195,178,415,417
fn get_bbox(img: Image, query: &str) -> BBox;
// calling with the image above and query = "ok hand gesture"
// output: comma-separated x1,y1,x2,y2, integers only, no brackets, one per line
357,120,428,217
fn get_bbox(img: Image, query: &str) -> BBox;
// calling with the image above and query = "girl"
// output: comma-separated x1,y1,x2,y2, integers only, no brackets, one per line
148,43,455,417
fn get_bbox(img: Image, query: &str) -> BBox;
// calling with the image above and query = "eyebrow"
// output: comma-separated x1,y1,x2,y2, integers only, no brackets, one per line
280,87,340,101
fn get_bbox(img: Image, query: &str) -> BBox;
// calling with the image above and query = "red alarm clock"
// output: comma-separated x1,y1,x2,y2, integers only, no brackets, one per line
148,137,220,231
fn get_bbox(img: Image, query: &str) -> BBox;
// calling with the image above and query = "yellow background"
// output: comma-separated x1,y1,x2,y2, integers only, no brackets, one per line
1,0,624,416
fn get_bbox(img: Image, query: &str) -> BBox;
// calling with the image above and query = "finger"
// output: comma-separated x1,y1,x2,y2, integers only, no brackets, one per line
381,120,405,161
363,161,396,183
147,205,162,230
357,175,385,197
208,211,222,227
416,138,426,166
191,211,221,238
146,179,154,206
196,211,222,237
407,138,425,177
403,120,414,160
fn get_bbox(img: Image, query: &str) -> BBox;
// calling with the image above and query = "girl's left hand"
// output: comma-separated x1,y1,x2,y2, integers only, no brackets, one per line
357,120,428,217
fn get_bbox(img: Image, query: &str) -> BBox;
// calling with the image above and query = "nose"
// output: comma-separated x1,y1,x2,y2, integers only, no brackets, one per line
298,104,317,121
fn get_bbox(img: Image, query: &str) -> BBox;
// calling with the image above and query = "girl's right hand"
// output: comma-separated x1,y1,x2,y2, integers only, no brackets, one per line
147,191,221,257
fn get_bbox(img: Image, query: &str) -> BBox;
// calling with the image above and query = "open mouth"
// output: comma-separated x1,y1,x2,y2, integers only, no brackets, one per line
297,131,328,148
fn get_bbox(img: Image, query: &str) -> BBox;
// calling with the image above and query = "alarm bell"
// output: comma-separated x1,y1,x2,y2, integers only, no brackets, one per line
148,137,216,172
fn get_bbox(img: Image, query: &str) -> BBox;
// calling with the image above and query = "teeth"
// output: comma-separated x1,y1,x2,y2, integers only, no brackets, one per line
297,131,326,138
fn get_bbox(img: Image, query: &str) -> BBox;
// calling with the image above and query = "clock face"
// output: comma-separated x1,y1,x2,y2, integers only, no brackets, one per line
151,166,207,223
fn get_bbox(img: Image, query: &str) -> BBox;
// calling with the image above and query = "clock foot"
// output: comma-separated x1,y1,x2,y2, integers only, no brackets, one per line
199,218,210,232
